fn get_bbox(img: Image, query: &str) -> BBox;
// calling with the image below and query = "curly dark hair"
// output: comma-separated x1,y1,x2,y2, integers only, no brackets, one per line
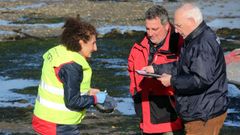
60,17,97,52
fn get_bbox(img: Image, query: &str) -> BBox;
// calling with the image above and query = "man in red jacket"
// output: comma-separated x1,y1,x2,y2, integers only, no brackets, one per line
128,5,184,135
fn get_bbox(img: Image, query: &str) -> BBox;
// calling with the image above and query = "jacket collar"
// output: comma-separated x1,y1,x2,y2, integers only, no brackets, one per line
185,21,207,45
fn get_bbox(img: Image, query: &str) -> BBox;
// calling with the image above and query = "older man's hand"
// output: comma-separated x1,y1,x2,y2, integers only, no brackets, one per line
157,73,172,87
141,65,154,73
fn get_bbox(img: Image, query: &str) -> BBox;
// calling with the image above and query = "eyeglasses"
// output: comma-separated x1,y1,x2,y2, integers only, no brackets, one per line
174,23,182,29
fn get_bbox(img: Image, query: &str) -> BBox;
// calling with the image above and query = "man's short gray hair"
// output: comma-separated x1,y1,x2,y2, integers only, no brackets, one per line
182,3,203,25
145,5,169,25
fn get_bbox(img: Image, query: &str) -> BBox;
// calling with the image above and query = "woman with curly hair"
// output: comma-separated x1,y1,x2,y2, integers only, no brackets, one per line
32,17,107,135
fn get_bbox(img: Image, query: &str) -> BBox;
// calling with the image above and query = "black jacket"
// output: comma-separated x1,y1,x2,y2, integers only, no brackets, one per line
170,21,229,122
58,62,95,111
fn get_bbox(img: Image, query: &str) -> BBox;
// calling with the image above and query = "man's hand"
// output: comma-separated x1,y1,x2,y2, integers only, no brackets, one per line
157,73,172,87
141,65,154,73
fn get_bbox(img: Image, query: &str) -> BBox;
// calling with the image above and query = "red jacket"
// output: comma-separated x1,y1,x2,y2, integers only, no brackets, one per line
128,27,183,133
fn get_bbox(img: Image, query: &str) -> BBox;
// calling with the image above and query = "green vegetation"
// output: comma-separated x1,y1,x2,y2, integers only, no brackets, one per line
216,28,240,51
221,40,240,52
0,107,33,122
0,38,59,79
1,30,239,96
11,86,38,95
0,33,143,97
220,126,240,135
217,28,240,39
79,114,141,135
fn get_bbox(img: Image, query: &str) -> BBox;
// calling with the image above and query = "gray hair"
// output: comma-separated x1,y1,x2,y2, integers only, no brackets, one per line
145,5,169,25
181,3,203,25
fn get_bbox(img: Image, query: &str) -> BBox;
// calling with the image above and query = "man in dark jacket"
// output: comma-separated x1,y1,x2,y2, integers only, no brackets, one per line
159,3,229,135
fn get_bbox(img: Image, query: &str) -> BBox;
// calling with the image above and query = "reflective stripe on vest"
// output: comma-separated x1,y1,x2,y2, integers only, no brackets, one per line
39,81,63,96
37,95,71,111
39,81,87,96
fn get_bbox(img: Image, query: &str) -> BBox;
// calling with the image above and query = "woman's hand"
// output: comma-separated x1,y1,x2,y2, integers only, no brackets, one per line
88,88,100,95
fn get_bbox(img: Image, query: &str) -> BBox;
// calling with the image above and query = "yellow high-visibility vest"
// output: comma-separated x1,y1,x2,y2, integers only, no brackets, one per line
34,45,92,124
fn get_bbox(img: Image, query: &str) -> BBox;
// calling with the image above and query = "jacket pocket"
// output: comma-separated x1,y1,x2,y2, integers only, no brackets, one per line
149,95,178,124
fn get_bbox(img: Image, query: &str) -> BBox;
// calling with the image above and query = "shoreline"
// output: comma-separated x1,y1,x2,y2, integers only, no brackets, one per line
1,0,239,41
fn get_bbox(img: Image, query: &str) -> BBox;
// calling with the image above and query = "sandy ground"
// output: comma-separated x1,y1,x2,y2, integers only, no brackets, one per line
0,0,154,40
1,0,240,40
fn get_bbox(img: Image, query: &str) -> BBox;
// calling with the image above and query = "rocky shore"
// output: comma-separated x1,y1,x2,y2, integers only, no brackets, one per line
0,0,155,40
0,0,240,134
1,0,240,40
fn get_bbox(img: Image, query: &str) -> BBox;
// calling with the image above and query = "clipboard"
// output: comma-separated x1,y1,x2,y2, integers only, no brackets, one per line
135,70,162,78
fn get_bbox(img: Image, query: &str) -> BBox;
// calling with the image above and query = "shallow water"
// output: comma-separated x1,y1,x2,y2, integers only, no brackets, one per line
0,19,64,29
0,3,46,11
0,77,38,107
